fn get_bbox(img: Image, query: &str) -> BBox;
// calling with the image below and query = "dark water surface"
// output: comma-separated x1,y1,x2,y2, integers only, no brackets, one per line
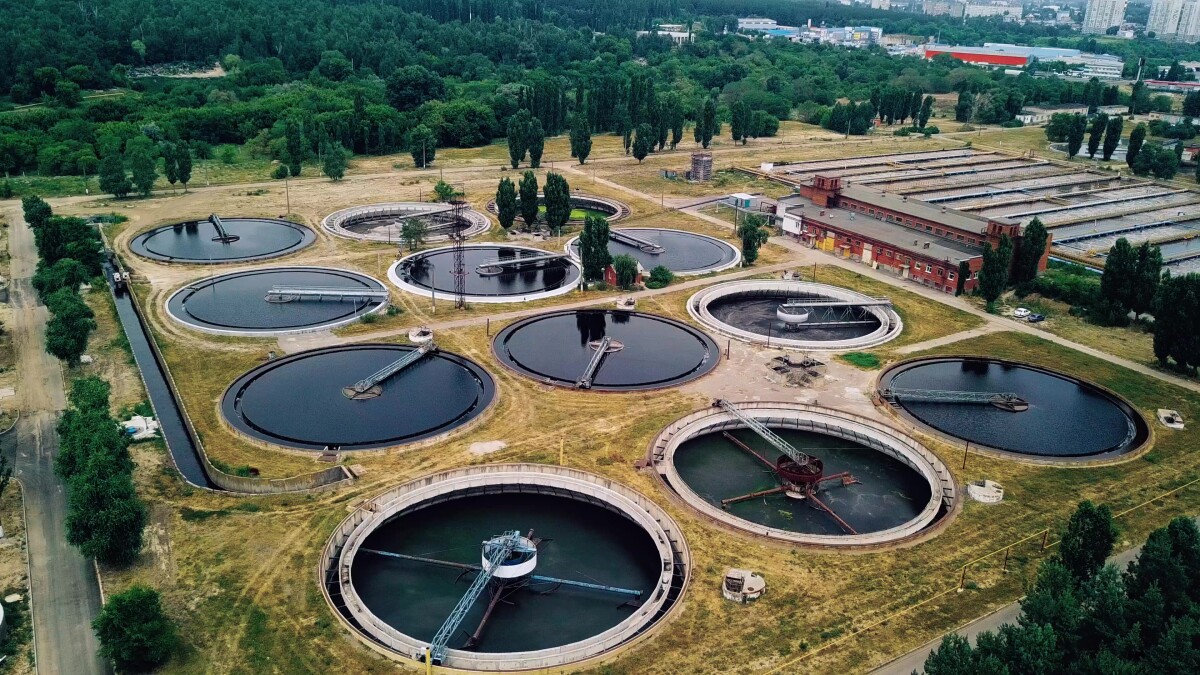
673,428,931,535
169,267,385,331
222,345,494,450
707,292,881,341
352,492,660,653
130,218,314,263
569,228,738,273
493,309,719,390
397,246,580,297
888,359,1140,457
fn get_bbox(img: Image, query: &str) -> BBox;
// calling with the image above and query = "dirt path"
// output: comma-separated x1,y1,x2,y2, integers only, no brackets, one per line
1,204,109,675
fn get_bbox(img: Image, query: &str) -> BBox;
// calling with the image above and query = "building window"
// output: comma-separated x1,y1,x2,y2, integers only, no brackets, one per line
936,268,944,277
925,264,932,273
868,209,875,216
924,225,932,232
957,234,964,241
935,229,943,236
948,271,956,280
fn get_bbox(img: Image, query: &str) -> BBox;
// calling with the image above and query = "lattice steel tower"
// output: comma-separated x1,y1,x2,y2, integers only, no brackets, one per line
450,200,468,309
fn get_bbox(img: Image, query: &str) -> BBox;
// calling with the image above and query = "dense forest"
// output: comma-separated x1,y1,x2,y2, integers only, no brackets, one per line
2,0,1199,188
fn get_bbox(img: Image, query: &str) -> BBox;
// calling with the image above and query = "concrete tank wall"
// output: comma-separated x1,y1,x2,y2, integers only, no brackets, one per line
319,464,691,671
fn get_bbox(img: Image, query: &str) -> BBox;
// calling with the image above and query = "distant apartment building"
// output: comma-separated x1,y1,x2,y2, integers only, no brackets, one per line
1151,0,1200,42
923,0,966,17
870,0,892,9
963,1,1023,19
1082,0,1128,34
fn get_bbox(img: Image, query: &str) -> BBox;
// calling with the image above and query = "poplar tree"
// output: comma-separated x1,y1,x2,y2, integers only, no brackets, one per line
579,214,612,281
542,172,570,235
495,177,517,229
568,113,592,164
518,170,539,229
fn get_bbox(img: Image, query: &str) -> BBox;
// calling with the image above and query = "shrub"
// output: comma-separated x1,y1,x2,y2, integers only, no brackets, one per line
893,127,911,137
1000,119,1025,128
93,586,178,672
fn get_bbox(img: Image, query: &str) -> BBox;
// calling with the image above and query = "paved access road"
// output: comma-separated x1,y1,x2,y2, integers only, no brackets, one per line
2,205,109,675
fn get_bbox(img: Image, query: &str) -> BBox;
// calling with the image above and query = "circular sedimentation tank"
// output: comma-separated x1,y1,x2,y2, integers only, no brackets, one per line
486,193,629,225
651,402,955,547
388,244,581,303
879,357,1148,460
165,266,388,336
566,228,740,276
688,280,902,351
221,344,494,451
129,216,315,263
323,202,491,243
492,309,719,391
321,465,689,671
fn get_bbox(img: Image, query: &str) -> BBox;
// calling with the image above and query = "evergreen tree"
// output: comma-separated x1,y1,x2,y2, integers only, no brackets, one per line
507,109,531,169
163,143,180,192
918,95,934,128
1102,116,1124,161
737,214,769,265
284,119,303,176
1131,242,1164,315
407,125,437,168
1066,114,1087,158
321,141,347,180
730,100,751,145
93,586,178,673
1152,274,1200,370
568,113,592,165
542,172,570,235
98,153,131,198
1058,500,1118,584
518,170,539,229
955,91,975,123
1012,218,1048,285
632,123,653,162
125,136,157,197
977,235,1013,305
579,214,612,281
176,142,192,191
696,98,716,148
495,177,517,230
527,118,545,168
1087,114,1108,158
617,112,633,156
1127,123,1147,168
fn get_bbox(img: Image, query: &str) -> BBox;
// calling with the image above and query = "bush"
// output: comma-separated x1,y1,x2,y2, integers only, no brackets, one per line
93,586,178,672
646,265,673,289
1000,119,1025,128
924,125,940,135
893,127,911,137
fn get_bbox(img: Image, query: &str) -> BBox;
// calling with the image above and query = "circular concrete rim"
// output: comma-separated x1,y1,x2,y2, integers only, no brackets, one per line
219,343,497,452
162,266,389,337
490,309,722,392
563,227,742,277
387,244,582,304
320,464,690,671
875,356,1153,466
649,401,955,548
128,217,316,264
687,279,903,352
485,192,630,223
322,202,492,243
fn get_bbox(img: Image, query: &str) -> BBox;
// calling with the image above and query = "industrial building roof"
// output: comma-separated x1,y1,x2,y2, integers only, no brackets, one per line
783,198,983,265
838,183,1018,230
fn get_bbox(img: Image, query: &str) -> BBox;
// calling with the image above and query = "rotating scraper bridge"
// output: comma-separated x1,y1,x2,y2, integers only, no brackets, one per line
322,465,690,671
323,202,491,243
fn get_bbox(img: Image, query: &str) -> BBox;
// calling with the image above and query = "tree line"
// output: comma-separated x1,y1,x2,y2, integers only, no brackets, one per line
922,502,1200,674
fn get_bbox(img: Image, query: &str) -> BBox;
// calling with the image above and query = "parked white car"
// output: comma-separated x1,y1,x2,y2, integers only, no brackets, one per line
1012,307,1031,318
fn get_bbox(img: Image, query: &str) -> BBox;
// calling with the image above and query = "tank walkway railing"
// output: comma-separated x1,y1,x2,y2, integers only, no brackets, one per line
208,214,239,243
348,343,437,395
610,230,665,254
575,336,612,389
475,252,568,273
780,297,891,309
714,399,812,469
265,285,389,303
427,531,522,665
880,388,1022,404
360,548,643,597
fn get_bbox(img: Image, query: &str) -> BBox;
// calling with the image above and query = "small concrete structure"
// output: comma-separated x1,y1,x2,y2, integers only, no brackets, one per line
616,297,637,310
722,569,766,602
966,479,1005,504
1158,409,1186,430
320,464,690,671
407,326,434,344
122,415,160,441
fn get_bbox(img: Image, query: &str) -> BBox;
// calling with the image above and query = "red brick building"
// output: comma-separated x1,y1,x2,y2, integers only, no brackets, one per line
779,176,1051,294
